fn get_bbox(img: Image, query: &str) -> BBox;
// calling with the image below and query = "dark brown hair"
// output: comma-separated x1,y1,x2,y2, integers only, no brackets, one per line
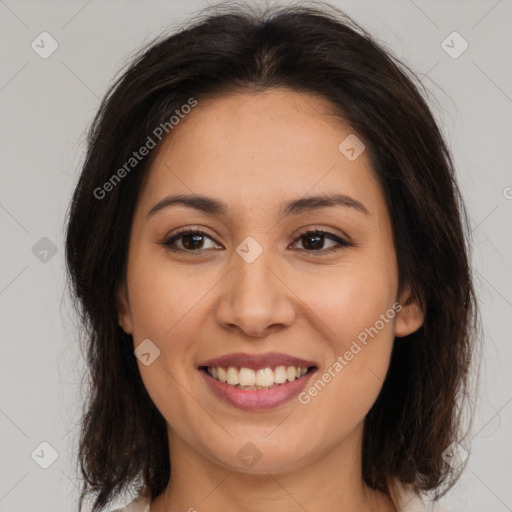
65,2,479,511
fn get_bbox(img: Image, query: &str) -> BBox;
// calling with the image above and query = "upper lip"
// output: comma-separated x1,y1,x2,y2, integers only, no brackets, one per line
198,352,318,371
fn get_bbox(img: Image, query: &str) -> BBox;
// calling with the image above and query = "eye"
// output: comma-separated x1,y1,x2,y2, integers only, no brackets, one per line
162,228,222,253
161,226,352,254
290,228,352,253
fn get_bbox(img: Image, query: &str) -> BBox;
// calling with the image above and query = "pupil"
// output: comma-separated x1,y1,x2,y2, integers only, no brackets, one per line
304,233,323,250
184,234,203,250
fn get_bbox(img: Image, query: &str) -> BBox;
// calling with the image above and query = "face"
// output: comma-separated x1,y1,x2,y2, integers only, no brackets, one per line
117,88,424,475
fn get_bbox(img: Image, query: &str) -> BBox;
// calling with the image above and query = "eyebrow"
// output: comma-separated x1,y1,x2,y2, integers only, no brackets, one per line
146,192,369,219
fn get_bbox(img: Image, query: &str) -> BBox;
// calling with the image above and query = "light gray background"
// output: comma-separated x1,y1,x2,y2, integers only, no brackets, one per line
0,0,511,511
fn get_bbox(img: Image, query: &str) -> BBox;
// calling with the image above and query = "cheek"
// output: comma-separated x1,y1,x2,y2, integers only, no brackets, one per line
126,256,211,428
298,273,397,439
297,260,397,344
126,250,216,340
294,253,397,412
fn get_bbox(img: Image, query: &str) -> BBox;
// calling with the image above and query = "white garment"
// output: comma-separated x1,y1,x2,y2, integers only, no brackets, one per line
110,479,431,511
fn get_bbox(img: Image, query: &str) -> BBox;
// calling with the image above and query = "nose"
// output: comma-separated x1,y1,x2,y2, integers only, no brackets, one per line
215,246,297,338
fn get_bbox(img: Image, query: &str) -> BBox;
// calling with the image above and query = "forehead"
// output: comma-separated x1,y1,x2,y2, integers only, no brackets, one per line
137,88,383,218
164,88,353,157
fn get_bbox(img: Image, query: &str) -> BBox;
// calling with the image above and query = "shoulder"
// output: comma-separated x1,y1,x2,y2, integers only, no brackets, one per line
388,478,427,511
108,491,151,512
388,478,450,512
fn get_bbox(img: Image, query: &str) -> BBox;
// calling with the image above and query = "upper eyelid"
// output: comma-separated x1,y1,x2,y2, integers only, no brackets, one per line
165,227,219,243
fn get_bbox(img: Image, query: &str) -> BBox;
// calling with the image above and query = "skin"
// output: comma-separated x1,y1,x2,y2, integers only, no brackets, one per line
117,88,424,512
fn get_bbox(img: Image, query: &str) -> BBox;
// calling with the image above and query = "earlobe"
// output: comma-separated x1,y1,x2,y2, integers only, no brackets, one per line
394,288,425,338
116,282,133,334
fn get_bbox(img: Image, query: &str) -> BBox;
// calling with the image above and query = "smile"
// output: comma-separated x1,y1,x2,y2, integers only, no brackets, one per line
201,365,313,390
199,365,318,410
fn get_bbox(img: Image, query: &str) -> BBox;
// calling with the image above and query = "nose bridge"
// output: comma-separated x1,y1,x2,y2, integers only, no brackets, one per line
235,242,273,303
215,235,296,337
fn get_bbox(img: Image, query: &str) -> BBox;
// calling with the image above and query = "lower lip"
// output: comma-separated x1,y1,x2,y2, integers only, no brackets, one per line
199,368,317,411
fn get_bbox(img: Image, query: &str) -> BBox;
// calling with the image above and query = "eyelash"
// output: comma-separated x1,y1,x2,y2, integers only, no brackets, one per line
161,226,352,255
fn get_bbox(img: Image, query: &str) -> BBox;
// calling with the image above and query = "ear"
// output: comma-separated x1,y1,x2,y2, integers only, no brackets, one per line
116,281,133,334
394,286,425,338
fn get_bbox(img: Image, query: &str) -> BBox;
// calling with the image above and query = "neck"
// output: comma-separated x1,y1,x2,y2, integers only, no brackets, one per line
149,424,396,512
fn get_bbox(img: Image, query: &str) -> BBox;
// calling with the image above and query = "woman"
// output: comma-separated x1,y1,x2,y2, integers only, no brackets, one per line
65,2,479,511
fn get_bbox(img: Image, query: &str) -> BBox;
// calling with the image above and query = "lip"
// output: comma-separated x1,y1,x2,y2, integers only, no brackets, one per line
198,352,317,371
198,365,318,411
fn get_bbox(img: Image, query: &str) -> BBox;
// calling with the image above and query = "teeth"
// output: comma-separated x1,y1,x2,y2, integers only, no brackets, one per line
206,365,310,389
239,367,256,386
274,365,287,384
256,368,274,387
217,367,227,383
226,367,238,386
